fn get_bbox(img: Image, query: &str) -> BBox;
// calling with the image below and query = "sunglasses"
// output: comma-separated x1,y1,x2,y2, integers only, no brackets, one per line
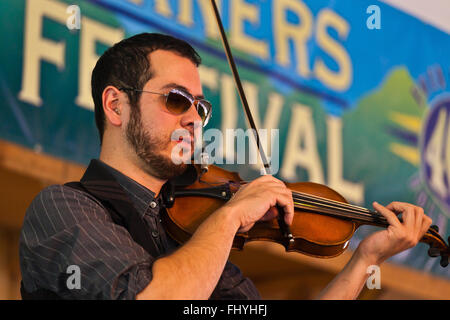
119,87,212,127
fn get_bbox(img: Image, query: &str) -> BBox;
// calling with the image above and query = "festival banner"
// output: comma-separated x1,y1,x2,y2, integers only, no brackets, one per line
1,0,449,277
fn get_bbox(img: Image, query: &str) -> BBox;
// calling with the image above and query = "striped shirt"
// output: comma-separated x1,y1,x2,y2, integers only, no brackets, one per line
19,160,261,300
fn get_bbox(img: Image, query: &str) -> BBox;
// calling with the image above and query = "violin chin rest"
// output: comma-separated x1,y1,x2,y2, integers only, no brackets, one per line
170,164,198,186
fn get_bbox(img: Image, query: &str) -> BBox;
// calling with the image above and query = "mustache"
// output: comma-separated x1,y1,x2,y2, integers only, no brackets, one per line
171,128,195,144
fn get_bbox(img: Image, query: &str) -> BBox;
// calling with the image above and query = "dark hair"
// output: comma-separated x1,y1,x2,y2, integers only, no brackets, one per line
91,33,202,143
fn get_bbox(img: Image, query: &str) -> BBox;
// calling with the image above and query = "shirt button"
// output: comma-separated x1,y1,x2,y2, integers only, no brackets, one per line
150,201,157,208
151,231,159,238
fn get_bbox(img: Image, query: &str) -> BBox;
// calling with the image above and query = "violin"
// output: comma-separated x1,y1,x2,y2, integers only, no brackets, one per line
161,0,450,268
161,163,450,267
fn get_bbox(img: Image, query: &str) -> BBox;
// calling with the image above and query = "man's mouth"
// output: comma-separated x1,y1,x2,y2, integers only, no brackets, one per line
179,136,191,143
173,136,193,145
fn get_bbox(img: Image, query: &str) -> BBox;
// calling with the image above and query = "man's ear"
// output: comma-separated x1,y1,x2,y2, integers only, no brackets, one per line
102,86,123,127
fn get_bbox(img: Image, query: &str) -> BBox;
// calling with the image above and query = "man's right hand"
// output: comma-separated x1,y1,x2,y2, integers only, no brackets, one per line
223,175,294,233
138,175,294,299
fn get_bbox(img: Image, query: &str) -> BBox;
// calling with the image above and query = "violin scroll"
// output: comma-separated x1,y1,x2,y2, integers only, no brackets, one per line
424,226,449,267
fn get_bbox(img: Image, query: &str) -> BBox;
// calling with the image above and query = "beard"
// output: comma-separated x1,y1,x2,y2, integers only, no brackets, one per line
125,109,188,180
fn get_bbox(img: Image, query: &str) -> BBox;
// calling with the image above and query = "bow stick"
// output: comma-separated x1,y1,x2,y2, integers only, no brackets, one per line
209,0,294,244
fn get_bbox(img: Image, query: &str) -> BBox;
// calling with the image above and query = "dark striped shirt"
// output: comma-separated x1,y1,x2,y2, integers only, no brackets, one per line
19,160,260,300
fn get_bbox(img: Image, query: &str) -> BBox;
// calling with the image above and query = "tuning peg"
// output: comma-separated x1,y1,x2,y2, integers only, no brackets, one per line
428,247,441,258
440,256,449,268
430,225,439,233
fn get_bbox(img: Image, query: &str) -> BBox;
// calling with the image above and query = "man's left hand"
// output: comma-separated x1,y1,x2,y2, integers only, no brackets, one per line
356,201,432,265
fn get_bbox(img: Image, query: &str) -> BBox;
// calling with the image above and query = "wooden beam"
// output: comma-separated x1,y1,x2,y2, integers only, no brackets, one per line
0,140,86,184
232,241,450,299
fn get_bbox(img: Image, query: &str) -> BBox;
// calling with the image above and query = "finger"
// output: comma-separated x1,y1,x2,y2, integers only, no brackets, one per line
386,201,415,229
238,222,255,233
284,198,295,226
255,174,284,185
277,205,294,226
401,206,416,230
373,201,402,228
385,201,413,214
416,209,432,241
413,206,424,238
256,175,287,191
420,215,433,240
234,180,283,201
249,181,286,196
284,210,294,226
280,190,295,226
260,207,278,221
266,188,294,225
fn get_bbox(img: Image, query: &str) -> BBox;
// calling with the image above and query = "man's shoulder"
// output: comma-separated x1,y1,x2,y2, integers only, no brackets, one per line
33,183,104,207
25,183,109,225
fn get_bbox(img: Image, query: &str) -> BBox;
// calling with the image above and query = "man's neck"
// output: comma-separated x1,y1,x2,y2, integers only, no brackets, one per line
99,153,167,196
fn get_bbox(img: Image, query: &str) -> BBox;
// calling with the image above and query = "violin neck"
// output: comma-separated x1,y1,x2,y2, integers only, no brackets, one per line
291,191,443,242
291,191,389,227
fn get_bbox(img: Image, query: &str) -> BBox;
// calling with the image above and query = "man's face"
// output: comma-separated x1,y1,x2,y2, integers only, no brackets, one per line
125,49,203,180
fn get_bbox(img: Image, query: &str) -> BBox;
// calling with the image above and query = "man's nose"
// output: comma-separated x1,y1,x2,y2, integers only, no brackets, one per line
180,102,202,128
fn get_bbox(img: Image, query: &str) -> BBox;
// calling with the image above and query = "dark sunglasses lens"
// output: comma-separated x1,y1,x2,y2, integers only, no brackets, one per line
166,91,191,114
197,101,211,125
166,90,211,126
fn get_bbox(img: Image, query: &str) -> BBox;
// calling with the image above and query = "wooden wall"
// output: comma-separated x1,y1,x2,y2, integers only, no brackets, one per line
0,140,85,299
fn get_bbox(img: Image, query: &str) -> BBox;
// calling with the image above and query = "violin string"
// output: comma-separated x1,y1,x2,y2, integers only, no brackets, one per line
292,196,386,224
291,196,375,220
291,193,389,225
291,193,371,215
292,201,388,225
292,195,377,219
292,200,389,226
294,198,381,219
291,190,375,215
291,191,386,221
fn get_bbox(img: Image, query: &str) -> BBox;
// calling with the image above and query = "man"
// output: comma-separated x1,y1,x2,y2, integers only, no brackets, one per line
20,33,432,300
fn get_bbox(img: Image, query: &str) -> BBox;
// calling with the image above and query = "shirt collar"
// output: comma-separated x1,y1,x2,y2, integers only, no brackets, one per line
95,160,161,218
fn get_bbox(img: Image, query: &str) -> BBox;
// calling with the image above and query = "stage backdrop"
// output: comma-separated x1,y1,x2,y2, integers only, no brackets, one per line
1,0,449,278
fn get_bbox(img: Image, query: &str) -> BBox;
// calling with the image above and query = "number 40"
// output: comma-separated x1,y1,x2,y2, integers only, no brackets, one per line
424,108,450,198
